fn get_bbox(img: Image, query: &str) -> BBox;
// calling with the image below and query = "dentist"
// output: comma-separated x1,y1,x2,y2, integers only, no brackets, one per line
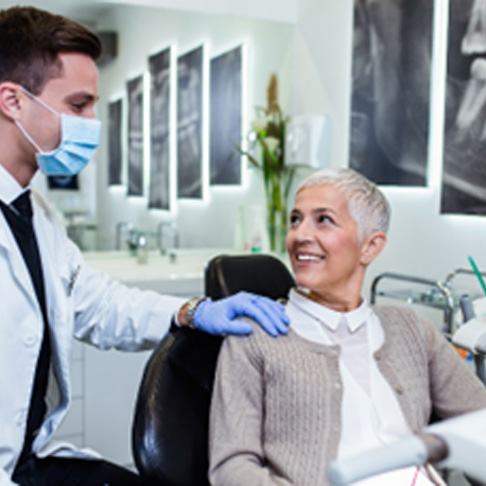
0,6,289,486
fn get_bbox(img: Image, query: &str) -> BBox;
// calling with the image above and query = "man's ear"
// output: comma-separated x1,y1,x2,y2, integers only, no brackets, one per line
0,82,23,120
360,231,387,266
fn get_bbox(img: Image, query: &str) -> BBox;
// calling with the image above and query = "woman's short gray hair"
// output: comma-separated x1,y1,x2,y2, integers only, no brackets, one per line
296,167,391,240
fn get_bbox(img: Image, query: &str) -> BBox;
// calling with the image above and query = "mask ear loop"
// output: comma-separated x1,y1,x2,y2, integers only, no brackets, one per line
15,86,61,153
15,120,43,153
20,86,59,117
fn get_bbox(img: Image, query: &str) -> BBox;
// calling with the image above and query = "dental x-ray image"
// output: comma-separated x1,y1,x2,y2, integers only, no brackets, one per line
177,46,203,199
349,0,434,186
441,0,486,214
108,99,122,186
148,48,171,210
127,75,144,196
209,46,242,186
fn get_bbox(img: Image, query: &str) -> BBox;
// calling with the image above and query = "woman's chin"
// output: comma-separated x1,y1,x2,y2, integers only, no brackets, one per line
294,277,323,295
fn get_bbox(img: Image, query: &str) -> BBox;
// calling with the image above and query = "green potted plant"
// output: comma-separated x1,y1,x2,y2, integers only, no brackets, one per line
239,74,298,253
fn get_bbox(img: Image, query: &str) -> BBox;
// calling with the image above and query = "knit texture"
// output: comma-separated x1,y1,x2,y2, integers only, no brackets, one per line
209,305,486,486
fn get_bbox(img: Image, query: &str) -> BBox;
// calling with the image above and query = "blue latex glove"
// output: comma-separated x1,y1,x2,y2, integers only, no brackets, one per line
193,291,290,337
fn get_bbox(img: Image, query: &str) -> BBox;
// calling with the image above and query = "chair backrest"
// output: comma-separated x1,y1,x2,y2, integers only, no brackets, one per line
131,254,294,485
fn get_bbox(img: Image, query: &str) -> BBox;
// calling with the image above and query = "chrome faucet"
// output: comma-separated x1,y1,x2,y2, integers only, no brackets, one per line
115,221,132,250
156,221,179,255
127,228,141,254
136,233,149,264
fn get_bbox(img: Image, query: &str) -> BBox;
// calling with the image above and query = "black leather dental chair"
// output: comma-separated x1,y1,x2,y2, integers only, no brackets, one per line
131,254,294,486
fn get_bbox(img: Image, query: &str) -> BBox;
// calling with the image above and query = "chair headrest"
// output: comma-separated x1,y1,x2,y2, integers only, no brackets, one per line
205,253,294,300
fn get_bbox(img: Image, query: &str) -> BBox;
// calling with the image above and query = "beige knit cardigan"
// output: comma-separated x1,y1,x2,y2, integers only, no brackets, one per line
209,305,486,486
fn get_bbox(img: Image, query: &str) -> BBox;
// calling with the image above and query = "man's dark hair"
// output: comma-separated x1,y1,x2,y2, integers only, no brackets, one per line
0,6,102,94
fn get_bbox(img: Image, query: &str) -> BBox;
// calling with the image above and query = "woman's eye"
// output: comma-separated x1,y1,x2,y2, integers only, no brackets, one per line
317,214,333,225
289,214,300,226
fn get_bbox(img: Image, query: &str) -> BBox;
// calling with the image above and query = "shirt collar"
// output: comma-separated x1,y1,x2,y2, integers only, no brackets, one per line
288,288,372,333
0,164,29,205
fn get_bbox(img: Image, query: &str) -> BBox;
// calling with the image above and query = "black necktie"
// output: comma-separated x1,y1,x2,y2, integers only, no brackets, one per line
12,190,34,219
0,190,51,466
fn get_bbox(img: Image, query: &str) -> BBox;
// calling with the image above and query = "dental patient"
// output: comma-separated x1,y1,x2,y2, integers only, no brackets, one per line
209,168,486,485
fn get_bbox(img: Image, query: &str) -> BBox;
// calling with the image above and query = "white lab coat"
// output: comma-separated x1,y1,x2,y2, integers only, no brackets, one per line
0,191,185,485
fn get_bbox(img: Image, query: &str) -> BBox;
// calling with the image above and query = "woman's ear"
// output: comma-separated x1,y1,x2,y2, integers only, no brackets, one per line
0,82,22,120
360,231,387,266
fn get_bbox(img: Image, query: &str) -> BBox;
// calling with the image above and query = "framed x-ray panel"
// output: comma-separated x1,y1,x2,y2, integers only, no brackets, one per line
148,48,171,210
127,75,144,196
440,0,486,214
48,175,79,190
209,46,242,186
177,45,203,199
108,98,123,186
349,0,433,186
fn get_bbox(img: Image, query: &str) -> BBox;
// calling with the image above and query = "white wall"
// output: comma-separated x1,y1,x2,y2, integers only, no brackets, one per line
291,0,353,168
95,5,295,250
102,0,299,23
292,0,486,295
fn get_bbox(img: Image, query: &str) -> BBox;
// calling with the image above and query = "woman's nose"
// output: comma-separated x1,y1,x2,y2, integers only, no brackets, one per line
292,220,314,243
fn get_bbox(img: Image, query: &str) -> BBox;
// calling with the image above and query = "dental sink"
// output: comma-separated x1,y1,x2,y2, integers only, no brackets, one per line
81,248,234,295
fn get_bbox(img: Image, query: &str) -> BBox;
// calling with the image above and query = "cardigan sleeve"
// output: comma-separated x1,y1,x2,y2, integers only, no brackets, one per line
422,316,486,418
208,329,292,486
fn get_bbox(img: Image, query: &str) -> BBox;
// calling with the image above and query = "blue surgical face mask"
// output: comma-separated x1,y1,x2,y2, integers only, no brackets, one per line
15,87,101,176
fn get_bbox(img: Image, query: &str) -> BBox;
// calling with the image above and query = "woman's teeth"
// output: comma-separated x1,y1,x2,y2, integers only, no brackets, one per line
297,254,324,261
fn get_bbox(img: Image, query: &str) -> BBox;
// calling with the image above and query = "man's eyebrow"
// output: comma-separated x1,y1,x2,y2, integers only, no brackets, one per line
65,92,99,102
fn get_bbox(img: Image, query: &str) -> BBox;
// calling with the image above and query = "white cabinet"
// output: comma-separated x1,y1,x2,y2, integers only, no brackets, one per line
84,347,151,467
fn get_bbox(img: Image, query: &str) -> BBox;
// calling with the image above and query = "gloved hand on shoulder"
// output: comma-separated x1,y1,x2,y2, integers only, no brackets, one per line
193,291,289,337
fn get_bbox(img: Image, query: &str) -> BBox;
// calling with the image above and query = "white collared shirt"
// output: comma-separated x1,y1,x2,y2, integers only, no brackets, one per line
287,289,376,393
0,164,29,205
286,289,434,485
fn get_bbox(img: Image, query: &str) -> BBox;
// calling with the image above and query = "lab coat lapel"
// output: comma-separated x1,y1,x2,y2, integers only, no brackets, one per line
0,207,39,311
32,202,71,395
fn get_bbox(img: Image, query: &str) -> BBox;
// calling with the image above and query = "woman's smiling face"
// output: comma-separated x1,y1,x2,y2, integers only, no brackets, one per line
286,184,367,306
